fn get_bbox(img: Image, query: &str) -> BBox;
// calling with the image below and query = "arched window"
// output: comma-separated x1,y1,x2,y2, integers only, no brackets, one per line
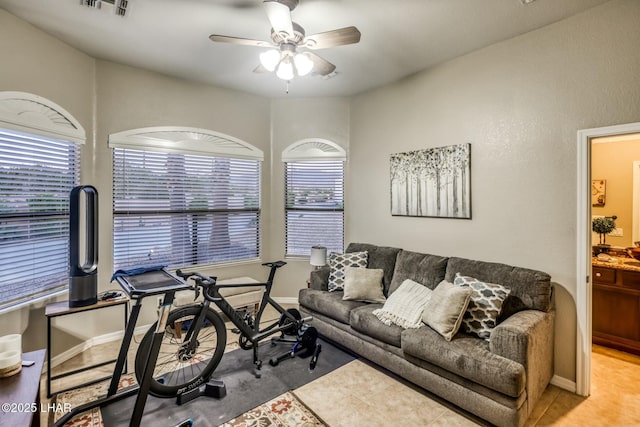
109,127,263,269
282,139,345,256
0,92,85,311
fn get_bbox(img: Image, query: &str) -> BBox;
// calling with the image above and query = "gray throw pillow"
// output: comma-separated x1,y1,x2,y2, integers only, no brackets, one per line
422,280,472,341
454,273,511,340
342,267,386,303
328,251,368,292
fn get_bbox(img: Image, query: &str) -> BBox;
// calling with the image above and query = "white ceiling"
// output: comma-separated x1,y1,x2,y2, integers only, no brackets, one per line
0,0,610,98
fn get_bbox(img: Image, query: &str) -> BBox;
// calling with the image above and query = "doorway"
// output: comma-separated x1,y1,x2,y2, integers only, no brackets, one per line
577,122,640,396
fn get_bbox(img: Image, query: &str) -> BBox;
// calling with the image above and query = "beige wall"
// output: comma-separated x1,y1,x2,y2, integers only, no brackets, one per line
0,11,273,353
0,9,96,352
348,0,640,382
3,0,640,384
591,136,640,248
89,61,273,333
268,97,351,298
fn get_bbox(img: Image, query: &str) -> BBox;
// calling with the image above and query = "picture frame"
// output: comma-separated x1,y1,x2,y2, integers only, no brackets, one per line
592,179,606,207
390,143,471,219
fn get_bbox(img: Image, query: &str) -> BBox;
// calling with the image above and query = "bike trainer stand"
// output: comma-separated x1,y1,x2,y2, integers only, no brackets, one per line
54,285,226,427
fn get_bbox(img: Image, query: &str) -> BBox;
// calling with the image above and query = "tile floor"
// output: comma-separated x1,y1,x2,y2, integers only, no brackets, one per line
40,306,640,427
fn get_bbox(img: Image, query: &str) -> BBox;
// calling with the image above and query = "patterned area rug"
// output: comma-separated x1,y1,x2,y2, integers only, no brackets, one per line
52,373,136,427
52,341,330,427
53,342,242,427
54,379,325,427
220,392,326,427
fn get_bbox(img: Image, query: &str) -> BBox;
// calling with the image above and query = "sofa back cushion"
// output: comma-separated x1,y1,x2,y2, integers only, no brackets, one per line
388,250,449,295
346,243,401,295
445,257,552,319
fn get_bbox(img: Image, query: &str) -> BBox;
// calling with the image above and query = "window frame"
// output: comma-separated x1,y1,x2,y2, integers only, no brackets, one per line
109,127,264,271
282,139,346,258
0,91,85,313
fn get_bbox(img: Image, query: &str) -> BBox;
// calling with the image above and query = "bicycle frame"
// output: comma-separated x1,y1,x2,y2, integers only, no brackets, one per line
178,262,305,370
208,278,296,343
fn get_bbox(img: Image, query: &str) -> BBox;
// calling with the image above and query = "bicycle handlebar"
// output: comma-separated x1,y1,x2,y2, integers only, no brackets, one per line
175,260,286,292
175,269,217,287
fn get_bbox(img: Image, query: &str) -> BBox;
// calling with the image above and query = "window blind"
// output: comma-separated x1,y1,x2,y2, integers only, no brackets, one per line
113,148,260,270
285,161,344,256
0,129,80,310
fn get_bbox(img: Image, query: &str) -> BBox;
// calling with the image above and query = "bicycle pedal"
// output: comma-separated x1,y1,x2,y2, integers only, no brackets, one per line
231,327,240,334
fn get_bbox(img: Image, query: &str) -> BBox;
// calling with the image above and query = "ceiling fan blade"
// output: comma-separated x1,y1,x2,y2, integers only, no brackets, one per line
263,0,294,40
209,34,272,47
253,63,270,73
303,26,361,50
306,52,336,76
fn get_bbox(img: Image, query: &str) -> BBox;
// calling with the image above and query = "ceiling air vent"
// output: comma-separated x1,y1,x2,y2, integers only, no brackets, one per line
80,0,130,17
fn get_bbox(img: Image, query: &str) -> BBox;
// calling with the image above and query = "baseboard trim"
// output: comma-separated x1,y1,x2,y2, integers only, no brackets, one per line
45,323,152,373
550,374,576,393
47,296,300,371
273,297,299,305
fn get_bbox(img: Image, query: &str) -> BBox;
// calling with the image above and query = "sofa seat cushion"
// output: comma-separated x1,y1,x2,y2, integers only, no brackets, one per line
401,327,526,397
350,305,403,347
298,288,367,324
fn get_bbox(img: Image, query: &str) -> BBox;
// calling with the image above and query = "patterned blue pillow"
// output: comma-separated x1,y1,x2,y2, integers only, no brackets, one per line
328,251,368,292
454,273,511,340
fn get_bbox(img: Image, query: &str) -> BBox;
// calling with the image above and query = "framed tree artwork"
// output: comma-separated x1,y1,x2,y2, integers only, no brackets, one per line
390,143,471,218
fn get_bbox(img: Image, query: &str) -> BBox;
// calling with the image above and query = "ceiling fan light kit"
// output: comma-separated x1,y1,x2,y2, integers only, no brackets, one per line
260,47,314,79
276,56,294,80
293,52,313,76
259,49,281,71
210,0,361,83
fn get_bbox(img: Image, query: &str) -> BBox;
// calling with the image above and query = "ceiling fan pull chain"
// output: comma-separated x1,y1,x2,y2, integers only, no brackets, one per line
286,80,290,94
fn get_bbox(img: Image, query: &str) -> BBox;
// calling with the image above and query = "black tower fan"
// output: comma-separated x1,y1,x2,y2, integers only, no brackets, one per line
69,185,98,307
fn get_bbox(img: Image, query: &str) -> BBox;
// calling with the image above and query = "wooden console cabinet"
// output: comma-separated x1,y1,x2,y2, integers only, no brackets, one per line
592,265,640,355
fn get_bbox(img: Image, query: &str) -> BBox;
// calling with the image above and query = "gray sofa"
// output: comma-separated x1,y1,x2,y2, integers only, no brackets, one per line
299,243,554,427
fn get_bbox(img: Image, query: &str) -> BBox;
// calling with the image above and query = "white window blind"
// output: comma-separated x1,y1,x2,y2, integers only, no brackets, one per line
285,161,344,256
0,129,80,310
113,148,260,270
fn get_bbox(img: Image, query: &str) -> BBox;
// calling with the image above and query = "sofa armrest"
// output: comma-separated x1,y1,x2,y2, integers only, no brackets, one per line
309,265,330,291
490,309,555,409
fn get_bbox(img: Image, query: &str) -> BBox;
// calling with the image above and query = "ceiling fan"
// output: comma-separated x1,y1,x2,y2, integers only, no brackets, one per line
209,0,361,80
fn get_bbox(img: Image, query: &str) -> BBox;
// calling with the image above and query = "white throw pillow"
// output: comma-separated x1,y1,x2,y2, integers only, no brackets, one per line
372,279,432,329
342,267,386,303
422,280,472,341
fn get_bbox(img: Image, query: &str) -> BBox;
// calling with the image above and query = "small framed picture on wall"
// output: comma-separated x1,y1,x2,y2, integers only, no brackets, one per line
592,179,606,207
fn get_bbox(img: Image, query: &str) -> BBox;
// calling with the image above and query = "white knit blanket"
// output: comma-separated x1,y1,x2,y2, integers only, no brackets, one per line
373,279,432,329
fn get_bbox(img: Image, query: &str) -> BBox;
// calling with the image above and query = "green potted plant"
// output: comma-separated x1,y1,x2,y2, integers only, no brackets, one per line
592,216,616,255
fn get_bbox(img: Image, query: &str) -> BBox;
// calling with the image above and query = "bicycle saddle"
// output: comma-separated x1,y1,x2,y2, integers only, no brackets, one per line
262,260,287,268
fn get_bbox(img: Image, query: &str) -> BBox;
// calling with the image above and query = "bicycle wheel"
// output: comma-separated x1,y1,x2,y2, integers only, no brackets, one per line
135,304,227,398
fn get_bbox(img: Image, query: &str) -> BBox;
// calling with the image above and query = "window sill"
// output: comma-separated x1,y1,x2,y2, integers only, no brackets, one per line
0,288,68,316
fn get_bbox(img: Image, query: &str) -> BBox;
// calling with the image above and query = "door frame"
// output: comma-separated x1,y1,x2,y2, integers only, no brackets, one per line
576,121,640,396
